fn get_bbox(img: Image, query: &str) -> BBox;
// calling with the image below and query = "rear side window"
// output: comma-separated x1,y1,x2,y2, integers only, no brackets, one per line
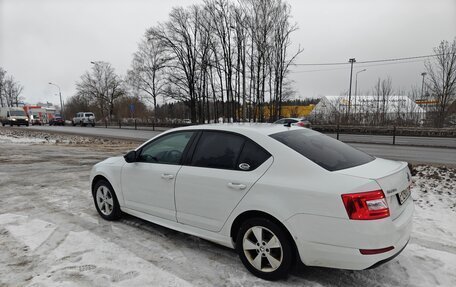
270,129,374,171
237,140,271,171
191,131,245,170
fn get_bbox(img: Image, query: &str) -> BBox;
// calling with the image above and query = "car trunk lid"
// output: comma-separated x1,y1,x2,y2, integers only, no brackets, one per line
335,158,412,220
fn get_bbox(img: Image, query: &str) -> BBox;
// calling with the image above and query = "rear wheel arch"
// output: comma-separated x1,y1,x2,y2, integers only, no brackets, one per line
230,211,299,255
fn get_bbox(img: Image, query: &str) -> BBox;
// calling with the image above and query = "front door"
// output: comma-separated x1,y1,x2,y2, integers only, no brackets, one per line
121,131,195,221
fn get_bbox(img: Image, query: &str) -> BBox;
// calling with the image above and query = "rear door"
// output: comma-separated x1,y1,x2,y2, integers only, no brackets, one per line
175,131,273,232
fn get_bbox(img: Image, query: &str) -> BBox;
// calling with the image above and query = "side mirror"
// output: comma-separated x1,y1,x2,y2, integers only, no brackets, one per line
124,150,137,163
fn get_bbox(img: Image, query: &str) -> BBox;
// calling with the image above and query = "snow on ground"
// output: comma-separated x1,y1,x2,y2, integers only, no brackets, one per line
0,128,455,286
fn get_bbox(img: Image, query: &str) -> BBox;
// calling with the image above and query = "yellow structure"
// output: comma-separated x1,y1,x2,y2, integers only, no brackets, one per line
263,105,315,119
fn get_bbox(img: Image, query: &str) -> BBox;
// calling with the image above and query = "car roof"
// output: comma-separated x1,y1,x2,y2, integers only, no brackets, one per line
174,123,304,136
280,117,308,121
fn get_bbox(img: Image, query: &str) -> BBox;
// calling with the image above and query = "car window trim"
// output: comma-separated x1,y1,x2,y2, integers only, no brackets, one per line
186,130,271,171
236,138,272,172
136,130,199,165
188,130,246,170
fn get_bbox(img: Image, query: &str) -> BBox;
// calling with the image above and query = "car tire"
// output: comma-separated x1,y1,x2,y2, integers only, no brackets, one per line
72,121,76,126
91,123,95,127
92,179,121,221
236,217,295,281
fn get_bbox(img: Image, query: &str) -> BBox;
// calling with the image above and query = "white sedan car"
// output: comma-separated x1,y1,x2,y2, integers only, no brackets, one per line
90,124,414,280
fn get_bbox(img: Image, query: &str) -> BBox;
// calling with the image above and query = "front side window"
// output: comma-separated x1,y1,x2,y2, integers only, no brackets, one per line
138,131,195,164
191,131,245,170
270,129,374,171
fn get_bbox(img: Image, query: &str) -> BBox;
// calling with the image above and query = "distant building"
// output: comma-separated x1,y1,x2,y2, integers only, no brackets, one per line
262,105,316,119
310,95,426,124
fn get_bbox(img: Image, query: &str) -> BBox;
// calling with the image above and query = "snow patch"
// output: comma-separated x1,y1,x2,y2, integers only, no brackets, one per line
0,135,50,144
28,230,194,287
2,215,56,251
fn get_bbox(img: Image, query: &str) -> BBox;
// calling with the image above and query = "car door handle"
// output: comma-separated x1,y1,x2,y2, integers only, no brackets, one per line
161,174,175,180
227,183,247,190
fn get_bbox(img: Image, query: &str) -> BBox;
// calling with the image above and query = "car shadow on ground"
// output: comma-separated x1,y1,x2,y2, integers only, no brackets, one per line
116,212,404,286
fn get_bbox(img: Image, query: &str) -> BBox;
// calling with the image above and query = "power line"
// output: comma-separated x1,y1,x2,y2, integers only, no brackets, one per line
291,53,441,66
290,58,426,73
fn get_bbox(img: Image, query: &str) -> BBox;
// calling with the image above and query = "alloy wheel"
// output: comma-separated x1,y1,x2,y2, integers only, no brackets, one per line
242,226,283,272
96,185,114,216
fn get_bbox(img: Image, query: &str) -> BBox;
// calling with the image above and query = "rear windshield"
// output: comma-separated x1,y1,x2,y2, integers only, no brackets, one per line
270,129,374,171
84,113,94,117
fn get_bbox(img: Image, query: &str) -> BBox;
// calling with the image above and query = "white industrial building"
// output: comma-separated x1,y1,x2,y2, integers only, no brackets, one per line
310,95,426,124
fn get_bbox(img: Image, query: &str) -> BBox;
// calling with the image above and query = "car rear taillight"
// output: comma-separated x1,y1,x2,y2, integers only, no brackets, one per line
296,122,305,127
341,190,390,220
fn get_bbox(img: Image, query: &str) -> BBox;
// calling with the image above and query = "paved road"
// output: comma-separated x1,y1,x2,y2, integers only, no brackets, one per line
24,125,456,166
27,125,162,141
350,143,455,166
327,133,456,148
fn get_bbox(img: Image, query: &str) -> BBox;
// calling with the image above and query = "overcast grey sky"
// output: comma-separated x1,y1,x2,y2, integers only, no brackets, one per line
1,0,455,106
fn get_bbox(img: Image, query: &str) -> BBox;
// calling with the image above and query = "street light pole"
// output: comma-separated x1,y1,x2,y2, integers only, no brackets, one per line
420,72,427,98
420,72,427,121
354,69,367,115
347,58,356,119
48,82,63,118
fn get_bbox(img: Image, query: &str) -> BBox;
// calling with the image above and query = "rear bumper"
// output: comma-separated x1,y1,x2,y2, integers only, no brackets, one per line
366,238,409,269
286,198,414,270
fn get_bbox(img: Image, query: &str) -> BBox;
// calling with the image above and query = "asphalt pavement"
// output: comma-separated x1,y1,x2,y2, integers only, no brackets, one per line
22,125,456,166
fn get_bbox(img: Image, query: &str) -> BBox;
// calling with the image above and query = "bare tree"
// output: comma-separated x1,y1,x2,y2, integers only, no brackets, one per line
127,37,169,116
2,75,24,107
373,77,393,125
0,67,6,107
138,0,302,124
270,1,303,120
425,38,456,127
148,6,202,123
76,61,125,121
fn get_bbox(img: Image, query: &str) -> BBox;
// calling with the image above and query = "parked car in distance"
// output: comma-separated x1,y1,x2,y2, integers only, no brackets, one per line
90,124,414,280
49,116,65,126
273,117,311,128
0,107,29,126
72,112,95,127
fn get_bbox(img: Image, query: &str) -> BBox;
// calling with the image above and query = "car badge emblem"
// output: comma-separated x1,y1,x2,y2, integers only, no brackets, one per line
239,163,250,171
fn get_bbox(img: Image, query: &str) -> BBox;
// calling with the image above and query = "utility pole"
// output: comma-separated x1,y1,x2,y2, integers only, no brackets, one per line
347,58,356,119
